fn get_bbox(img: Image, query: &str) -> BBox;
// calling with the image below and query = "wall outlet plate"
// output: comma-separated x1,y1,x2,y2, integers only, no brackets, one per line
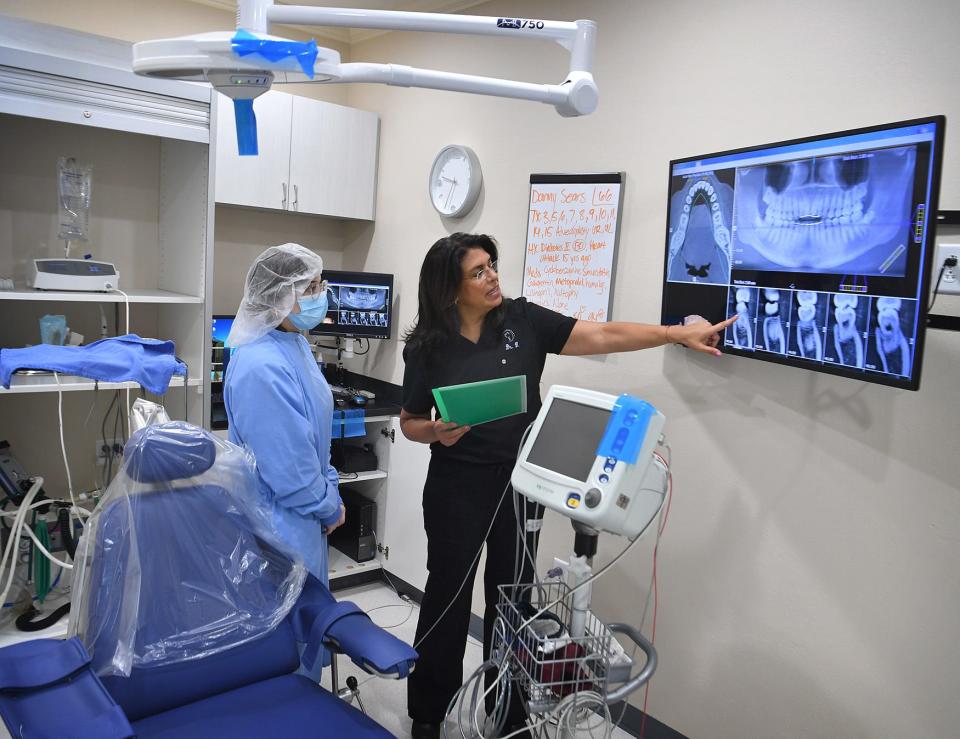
934,244,960,296
95,438,125,466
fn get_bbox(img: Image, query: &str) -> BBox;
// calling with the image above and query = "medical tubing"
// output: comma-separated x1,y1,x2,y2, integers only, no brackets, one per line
15,602,71,632
54,373,77,512
0,477,43,607
22,524,73,569
57,507,77,559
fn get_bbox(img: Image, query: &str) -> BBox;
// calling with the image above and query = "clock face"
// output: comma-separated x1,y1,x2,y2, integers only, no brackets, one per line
429,146,481,217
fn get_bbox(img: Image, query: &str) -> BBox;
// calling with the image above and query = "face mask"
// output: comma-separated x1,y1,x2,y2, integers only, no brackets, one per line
287,291,329,331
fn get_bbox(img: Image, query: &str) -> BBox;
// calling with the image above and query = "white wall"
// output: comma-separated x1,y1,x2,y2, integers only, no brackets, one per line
344,1,960,737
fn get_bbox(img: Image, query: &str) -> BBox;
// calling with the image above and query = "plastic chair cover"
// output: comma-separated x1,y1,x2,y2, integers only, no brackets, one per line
68,422,306,677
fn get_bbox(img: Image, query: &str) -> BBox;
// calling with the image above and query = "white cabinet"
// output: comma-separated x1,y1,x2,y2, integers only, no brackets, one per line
214,91,292,211
215,91,380,221
328,415,430,591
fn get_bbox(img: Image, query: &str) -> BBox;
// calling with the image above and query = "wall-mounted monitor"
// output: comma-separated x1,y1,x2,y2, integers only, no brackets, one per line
660,116,945,390
310,270,394,340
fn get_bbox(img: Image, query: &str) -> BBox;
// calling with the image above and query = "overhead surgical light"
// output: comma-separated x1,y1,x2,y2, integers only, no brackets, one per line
132,0,598,153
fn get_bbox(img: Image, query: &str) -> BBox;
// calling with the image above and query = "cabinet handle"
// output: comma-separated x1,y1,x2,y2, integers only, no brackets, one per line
282,182,288,209
293,184,299,211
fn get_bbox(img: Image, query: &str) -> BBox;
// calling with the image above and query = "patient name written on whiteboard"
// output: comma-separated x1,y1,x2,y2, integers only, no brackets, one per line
522,178,621,321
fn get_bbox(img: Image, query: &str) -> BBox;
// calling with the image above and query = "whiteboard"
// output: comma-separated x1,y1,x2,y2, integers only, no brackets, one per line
521,173,624,321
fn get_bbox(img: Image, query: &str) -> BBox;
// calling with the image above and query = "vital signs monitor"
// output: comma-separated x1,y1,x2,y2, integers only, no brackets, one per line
511,386,668,539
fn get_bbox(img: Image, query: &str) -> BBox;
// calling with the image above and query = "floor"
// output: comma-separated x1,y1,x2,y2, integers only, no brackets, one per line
328,580,636,738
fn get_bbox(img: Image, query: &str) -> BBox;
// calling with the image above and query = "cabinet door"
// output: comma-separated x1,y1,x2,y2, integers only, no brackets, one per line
214,91,292,210
381,418,430,591
289,97,379,220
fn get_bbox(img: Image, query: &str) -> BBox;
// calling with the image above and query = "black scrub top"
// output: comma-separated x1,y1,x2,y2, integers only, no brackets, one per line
402,298,577,465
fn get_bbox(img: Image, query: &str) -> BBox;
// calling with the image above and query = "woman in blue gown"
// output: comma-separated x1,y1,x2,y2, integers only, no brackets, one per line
224,243,345,583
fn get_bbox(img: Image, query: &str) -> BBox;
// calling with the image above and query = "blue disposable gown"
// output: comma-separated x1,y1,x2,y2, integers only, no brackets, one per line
225,330,341,583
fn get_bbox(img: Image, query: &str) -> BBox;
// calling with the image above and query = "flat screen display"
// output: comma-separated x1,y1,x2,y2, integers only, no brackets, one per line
211,315,234,382
660,116,945,390
310,270,394,340
526,399,611,483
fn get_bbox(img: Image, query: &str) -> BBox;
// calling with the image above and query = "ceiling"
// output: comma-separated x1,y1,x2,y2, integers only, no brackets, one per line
187,0,491,44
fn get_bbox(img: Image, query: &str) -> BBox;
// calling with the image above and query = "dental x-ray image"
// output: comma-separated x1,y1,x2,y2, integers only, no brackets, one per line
788,290,828,361
865,297,916,377
724,286,759,350
756,288,789,355
341,285,388,311
667,170,735,284
732,145,917,276
823,294,871,369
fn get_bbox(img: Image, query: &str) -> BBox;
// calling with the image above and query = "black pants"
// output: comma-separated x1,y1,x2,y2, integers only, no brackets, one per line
407,456,541,725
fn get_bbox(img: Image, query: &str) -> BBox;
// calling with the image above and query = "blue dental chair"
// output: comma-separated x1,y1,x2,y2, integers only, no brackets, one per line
0,423,417,738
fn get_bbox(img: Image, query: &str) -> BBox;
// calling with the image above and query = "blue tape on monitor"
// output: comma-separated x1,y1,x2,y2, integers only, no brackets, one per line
232,99,258,156
596,395,655,465
231,29,318,77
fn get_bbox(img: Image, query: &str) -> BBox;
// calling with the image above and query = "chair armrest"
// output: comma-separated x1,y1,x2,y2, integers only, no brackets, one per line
324,612,418,679
0,637,134,739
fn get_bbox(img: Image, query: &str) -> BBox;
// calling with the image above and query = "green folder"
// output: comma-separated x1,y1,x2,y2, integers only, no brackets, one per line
432,375,527,427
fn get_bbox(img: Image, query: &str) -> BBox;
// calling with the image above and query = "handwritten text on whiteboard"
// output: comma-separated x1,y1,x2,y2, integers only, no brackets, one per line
522,181,621,321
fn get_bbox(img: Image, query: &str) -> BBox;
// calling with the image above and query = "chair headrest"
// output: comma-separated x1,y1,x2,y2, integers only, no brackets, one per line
123,422,217,483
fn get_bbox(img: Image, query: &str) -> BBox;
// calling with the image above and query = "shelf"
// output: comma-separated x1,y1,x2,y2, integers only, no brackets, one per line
328,547,382,581
1,374,203,394
338,470,387,484
0,287,203,304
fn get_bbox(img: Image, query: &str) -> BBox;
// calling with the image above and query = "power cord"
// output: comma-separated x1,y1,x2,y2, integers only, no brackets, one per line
928,256,957,312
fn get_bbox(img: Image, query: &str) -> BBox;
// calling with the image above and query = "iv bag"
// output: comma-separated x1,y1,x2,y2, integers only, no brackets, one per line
58,157,92,243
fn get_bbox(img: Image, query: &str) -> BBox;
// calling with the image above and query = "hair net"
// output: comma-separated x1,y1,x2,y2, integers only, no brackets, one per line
227,243,324,347
68,422,306,677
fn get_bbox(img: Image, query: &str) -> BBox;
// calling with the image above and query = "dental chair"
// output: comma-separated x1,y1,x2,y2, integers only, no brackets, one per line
0,423,417,738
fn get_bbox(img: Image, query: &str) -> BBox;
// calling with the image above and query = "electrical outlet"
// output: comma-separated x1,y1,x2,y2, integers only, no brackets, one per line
95,438,125,465
934,244,960,296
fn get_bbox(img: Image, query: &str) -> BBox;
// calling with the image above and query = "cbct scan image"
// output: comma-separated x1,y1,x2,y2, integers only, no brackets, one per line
666,169,735,285
733,146,916,276
865,297,916,377
788,291,828,361
824,294,871,369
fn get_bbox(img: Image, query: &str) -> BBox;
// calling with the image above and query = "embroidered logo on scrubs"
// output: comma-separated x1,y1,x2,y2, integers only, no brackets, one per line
503,329,519,351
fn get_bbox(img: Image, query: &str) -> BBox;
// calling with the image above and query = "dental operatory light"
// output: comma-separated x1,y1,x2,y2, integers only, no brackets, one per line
132,0,599,118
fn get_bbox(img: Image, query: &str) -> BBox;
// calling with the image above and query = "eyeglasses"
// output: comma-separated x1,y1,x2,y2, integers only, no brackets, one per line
302,279,328,298
466,260,499,283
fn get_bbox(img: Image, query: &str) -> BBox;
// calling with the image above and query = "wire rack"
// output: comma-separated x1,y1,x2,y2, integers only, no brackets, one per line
493,582,634,721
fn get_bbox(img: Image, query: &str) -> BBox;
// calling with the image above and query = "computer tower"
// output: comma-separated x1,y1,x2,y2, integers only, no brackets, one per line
329,487,377,563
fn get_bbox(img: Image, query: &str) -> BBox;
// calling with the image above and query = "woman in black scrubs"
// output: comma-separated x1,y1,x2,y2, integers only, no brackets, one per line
402,233,733,738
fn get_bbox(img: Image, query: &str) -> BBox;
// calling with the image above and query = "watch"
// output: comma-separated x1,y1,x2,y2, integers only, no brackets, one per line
428,144,482,218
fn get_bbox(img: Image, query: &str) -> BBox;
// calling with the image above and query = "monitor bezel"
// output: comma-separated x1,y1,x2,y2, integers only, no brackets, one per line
660,115,946,391
310,269,395,340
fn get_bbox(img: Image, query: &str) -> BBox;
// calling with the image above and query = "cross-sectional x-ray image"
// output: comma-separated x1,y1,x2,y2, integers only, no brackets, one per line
756,288,789,355
666,170,735,285
788,291,828,361
822,294,870,368
732,145,917,276
724,286,759,350
865,297,916,377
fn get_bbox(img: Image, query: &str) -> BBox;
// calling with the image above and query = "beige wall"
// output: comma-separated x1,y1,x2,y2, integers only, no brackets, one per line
344,1,960,738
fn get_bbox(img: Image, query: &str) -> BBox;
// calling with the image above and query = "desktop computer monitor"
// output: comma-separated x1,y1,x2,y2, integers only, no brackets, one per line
310,270,394,340
211,314,235,382
660,116,945,390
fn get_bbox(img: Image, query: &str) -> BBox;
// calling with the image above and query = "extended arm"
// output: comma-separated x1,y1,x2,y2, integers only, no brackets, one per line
560,316,738,357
